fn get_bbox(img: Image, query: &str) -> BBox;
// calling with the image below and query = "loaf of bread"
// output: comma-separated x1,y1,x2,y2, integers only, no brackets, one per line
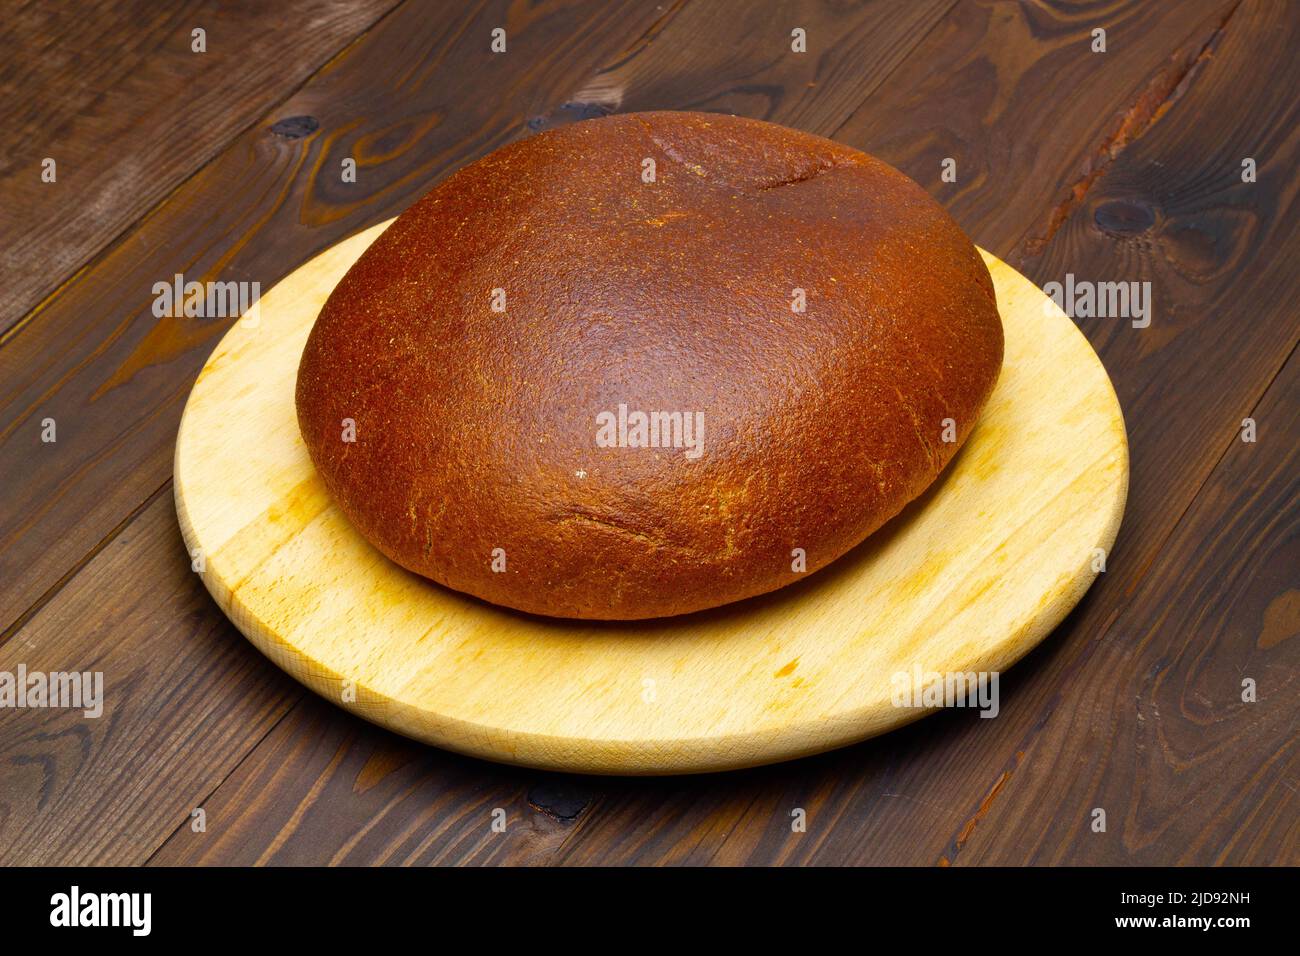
296,111,1003,620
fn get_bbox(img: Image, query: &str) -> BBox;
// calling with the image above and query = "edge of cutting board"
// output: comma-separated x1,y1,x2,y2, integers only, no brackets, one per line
175,217,1128,775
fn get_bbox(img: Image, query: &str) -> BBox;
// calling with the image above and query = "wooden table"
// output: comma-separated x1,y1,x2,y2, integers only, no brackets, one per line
1,0,1295,866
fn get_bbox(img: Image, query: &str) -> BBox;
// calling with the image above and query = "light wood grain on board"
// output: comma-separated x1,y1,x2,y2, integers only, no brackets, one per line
174,219,1127,774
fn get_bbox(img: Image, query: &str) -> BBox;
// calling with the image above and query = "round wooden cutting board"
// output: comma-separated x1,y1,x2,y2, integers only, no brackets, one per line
175,218,1128,775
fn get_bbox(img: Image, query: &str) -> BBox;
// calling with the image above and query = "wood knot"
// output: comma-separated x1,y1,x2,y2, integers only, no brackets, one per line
1093,198,1156,236
527,102,613,133
270,115,320,139
527,781,592,821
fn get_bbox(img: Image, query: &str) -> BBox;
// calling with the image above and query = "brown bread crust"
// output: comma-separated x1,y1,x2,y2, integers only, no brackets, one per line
295,111,1003,620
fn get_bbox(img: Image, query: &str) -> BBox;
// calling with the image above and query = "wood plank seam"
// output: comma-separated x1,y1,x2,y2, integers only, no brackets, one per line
594,0,694,75
0,0,409,349
140,699,303,866
818,0,961,143
0,479,172,651
0,0,449,636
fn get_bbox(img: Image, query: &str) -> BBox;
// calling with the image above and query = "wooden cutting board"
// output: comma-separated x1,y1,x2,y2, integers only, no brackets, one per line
175,218,1127,775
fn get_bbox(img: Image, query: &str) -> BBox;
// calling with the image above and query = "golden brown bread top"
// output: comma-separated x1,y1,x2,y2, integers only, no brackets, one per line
296,111,1003,619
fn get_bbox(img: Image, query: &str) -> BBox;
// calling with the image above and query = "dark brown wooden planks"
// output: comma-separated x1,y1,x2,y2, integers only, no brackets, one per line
180,0,1297,866
142,0,1254,867
0,0,401,335
0,0,673,638
3,0,1294,867
832,0,1240,258
148,694,606,866
539,0,955,129
0,495,300,865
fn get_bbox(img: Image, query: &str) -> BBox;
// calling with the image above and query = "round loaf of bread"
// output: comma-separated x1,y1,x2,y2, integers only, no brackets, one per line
296,111,1003,620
